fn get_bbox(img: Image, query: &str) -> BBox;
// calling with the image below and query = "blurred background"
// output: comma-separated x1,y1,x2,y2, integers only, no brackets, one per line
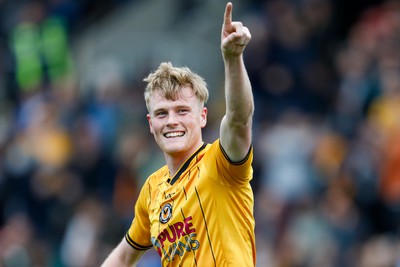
0,0,399,266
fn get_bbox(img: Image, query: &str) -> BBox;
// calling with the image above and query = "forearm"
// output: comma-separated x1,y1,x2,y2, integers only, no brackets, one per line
101,238,143,267
220,54,254,162
102,254,134,267
223,55,254,124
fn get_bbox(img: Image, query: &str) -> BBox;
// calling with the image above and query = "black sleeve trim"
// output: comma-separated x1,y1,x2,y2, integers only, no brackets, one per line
219,141,252,165
125,232,152,251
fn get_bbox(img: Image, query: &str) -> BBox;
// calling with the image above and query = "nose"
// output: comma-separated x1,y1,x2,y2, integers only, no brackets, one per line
166,112,179,126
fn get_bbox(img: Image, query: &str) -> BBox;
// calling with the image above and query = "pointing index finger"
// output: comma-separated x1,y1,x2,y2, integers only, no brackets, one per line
223,2,233,26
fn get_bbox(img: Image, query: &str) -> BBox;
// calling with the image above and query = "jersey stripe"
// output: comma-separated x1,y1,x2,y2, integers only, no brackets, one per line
180,208,198,267
183,187,187,200
195,187,216,266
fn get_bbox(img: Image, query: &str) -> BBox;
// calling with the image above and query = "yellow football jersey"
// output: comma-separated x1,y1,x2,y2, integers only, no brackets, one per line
126,139,256,266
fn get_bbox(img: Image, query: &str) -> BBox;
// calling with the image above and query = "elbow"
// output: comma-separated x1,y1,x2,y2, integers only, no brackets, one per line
229,101,254,123
226,111,253,129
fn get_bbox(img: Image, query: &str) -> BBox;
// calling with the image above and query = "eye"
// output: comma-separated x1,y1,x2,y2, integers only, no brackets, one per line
178,108,189,114
155,111,167,117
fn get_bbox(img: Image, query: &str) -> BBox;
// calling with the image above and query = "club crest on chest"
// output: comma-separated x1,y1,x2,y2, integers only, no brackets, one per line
159,203,173,224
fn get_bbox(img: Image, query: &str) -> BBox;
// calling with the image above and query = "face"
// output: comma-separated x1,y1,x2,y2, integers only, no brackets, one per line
146,86,207,159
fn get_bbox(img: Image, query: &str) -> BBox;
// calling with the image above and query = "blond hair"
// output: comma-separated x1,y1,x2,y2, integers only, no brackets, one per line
144,62,209,111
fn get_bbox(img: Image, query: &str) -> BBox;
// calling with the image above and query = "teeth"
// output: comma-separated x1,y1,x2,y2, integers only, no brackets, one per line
165,132,184,138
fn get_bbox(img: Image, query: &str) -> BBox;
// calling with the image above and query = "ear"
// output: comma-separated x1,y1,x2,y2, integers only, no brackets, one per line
200,107,207,128
147,114,154,134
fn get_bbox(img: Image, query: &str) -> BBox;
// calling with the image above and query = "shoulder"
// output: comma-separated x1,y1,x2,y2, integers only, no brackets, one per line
202,139,253,185
203,139,252,164
146,165,169,187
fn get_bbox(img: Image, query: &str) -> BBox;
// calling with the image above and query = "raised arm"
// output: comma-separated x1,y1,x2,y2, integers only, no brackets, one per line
101,238,145,267
220,2,254,162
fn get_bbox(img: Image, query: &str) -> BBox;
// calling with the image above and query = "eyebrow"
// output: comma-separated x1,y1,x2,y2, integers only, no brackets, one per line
152,104,192,114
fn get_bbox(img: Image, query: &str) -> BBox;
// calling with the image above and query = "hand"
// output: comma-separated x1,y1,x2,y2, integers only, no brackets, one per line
221,2,251,57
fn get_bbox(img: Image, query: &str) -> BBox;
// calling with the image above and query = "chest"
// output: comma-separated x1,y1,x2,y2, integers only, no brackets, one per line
148,164,217,249
150,166,203,228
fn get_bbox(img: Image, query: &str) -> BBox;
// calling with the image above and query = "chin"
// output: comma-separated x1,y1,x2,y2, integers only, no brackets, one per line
162,141,186,153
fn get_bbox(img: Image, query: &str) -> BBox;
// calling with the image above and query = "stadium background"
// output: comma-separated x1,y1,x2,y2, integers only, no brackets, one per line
0,0,399,266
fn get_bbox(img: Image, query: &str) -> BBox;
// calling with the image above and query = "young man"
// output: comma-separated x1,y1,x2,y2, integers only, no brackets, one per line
102,2,255,266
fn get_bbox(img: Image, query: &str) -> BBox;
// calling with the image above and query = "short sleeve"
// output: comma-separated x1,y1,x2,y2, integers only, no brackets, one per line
203,139,253,186
125,180,153,251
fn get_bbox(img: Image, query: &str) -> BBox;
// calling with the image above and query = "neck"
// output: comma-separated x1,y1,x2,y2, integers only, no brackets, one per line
165,143,204,176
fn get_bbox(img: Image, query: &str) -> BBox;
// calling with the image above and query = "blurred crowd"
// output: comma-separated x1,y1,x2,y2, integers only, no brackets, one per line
0,0,400,266
248,0,400,266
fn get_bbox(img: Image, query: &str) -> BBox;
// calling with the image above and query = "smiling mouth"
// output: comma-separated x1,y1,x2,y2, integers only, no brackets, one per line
164,132,185,138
